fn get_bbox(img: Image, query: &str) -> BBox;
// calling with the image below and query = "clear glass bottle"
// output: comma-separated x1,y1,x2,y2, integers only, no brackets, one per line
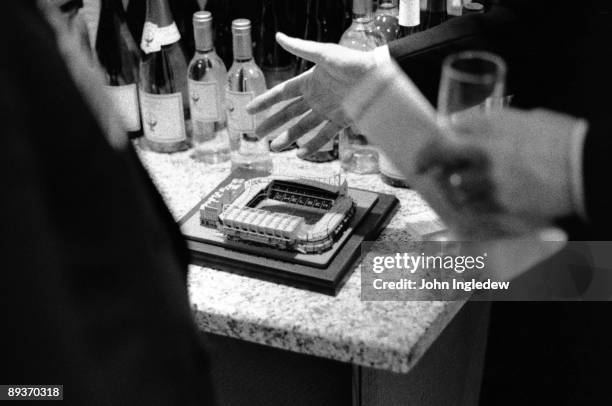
378,0,420,187
227,19,272,174
96,0,142,139
339,0,385,174
188,11,229,163
139,0,190,153
373,0,399,43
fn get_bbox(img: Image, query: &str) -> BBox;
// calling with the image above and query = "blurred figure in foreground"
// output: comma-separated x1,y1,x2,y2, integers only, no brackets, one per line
0,1,214,404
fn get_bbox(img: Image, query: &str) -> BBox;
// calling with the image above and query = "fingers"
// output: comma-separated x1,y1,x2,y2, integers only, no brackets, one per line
246,72,308,115
255,98,310,139
271,111,325,152
275,32,330,65
297,122,342,159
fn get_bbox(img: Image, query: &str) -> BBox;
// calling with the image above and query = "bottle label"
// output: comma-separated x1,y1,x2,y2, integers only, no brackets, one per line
379,150,408,180
104,84,141,132
189,79,221,123
226,90,255,133
141,22,181,53
399,0,420,27
140,91,186,143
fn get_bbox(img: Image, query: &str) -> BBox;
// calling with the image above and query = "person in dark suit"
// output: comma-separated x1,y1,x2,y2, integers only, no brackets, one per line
1,1,214,404
246,1,612,404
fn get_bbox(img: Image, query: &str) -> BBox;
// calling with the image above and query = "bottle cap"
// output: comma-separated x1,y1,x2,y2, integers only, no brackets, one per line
193,11,212,25
193,11,213,51
232,19,251,34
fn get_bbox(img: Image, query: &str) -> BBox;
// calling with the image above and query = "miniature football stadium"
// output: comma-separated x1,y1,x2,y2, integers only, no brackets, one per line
179,170,399,295
199,175,355,254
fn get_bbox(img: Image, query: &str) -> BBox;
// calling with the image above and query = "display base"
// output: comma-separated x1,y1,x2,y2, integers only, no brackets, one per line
179,169,399,295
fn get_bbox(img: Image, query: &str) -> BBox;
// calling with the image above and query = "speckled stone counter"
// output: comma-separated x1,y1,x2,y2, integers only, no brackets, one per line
137,146,463,374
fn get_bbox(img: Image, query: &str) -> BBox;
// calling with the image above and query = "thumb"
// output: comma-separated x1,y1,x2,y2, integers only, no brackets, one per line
276,32,328,65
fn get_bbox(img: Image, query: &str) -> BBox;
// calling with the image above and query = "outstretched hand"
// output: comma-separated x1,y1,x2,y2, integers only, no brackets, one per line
246,33,379,159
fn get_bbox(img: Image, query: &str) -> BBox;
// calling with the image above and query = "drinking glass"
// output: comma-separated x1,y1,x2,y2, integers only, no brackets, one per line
433,51,507,240
437,50,507,123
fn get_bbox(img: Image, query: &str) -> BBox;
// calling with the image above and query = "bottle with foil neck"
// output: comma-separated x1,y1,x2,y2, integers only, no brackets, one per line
139,0,190,153
188,11,229,163
257,0,296,89
96,0,142,138
397,0,421,38
227,19,272,174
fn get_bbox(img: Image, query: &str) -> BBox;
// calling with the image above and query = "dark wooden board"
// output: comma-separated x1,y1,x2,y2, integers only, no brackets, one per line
179,170,399,295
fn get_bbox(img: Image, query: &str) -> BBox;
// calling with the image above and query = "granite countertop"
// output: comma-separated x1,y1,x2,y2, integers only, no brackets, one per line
80,0,462,374
138,146,463,374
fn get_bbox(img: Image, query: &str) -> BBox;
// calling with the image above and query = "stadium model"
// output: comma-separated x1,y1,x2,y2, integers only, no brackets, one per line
199,175,356,254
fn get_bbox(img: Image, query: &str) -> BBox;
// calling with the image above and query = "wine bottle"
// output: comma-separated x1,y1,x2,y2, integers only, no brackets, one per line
170,0,201,58
207,0,233,67
373,0,399,43
396,0,421,38
188,11,229,163
422,0,447,29
339,0,385,174
139,0,190,153
420,0,427,26
126,0,145,48
257,0,296,89
227,19,272,174
295,0,318,75
96,0,142,138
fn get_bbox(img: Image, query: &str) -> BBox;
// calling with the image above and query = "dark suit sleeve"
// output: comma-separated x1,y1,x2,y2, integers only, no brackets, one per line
387,1,612,236
387,2,519,104
1,2,214,404
582,123,612,238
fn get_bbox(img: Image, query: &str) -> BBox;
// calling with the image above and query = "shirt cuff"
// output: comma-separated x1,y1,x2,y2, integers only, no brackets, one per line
373,45,393,68
569,119,588,221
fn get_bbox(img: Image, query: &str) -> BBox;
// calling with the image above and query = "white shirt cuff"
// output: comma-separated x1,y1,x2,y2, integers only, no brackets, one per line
569,119,588,221
373,45,393,68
